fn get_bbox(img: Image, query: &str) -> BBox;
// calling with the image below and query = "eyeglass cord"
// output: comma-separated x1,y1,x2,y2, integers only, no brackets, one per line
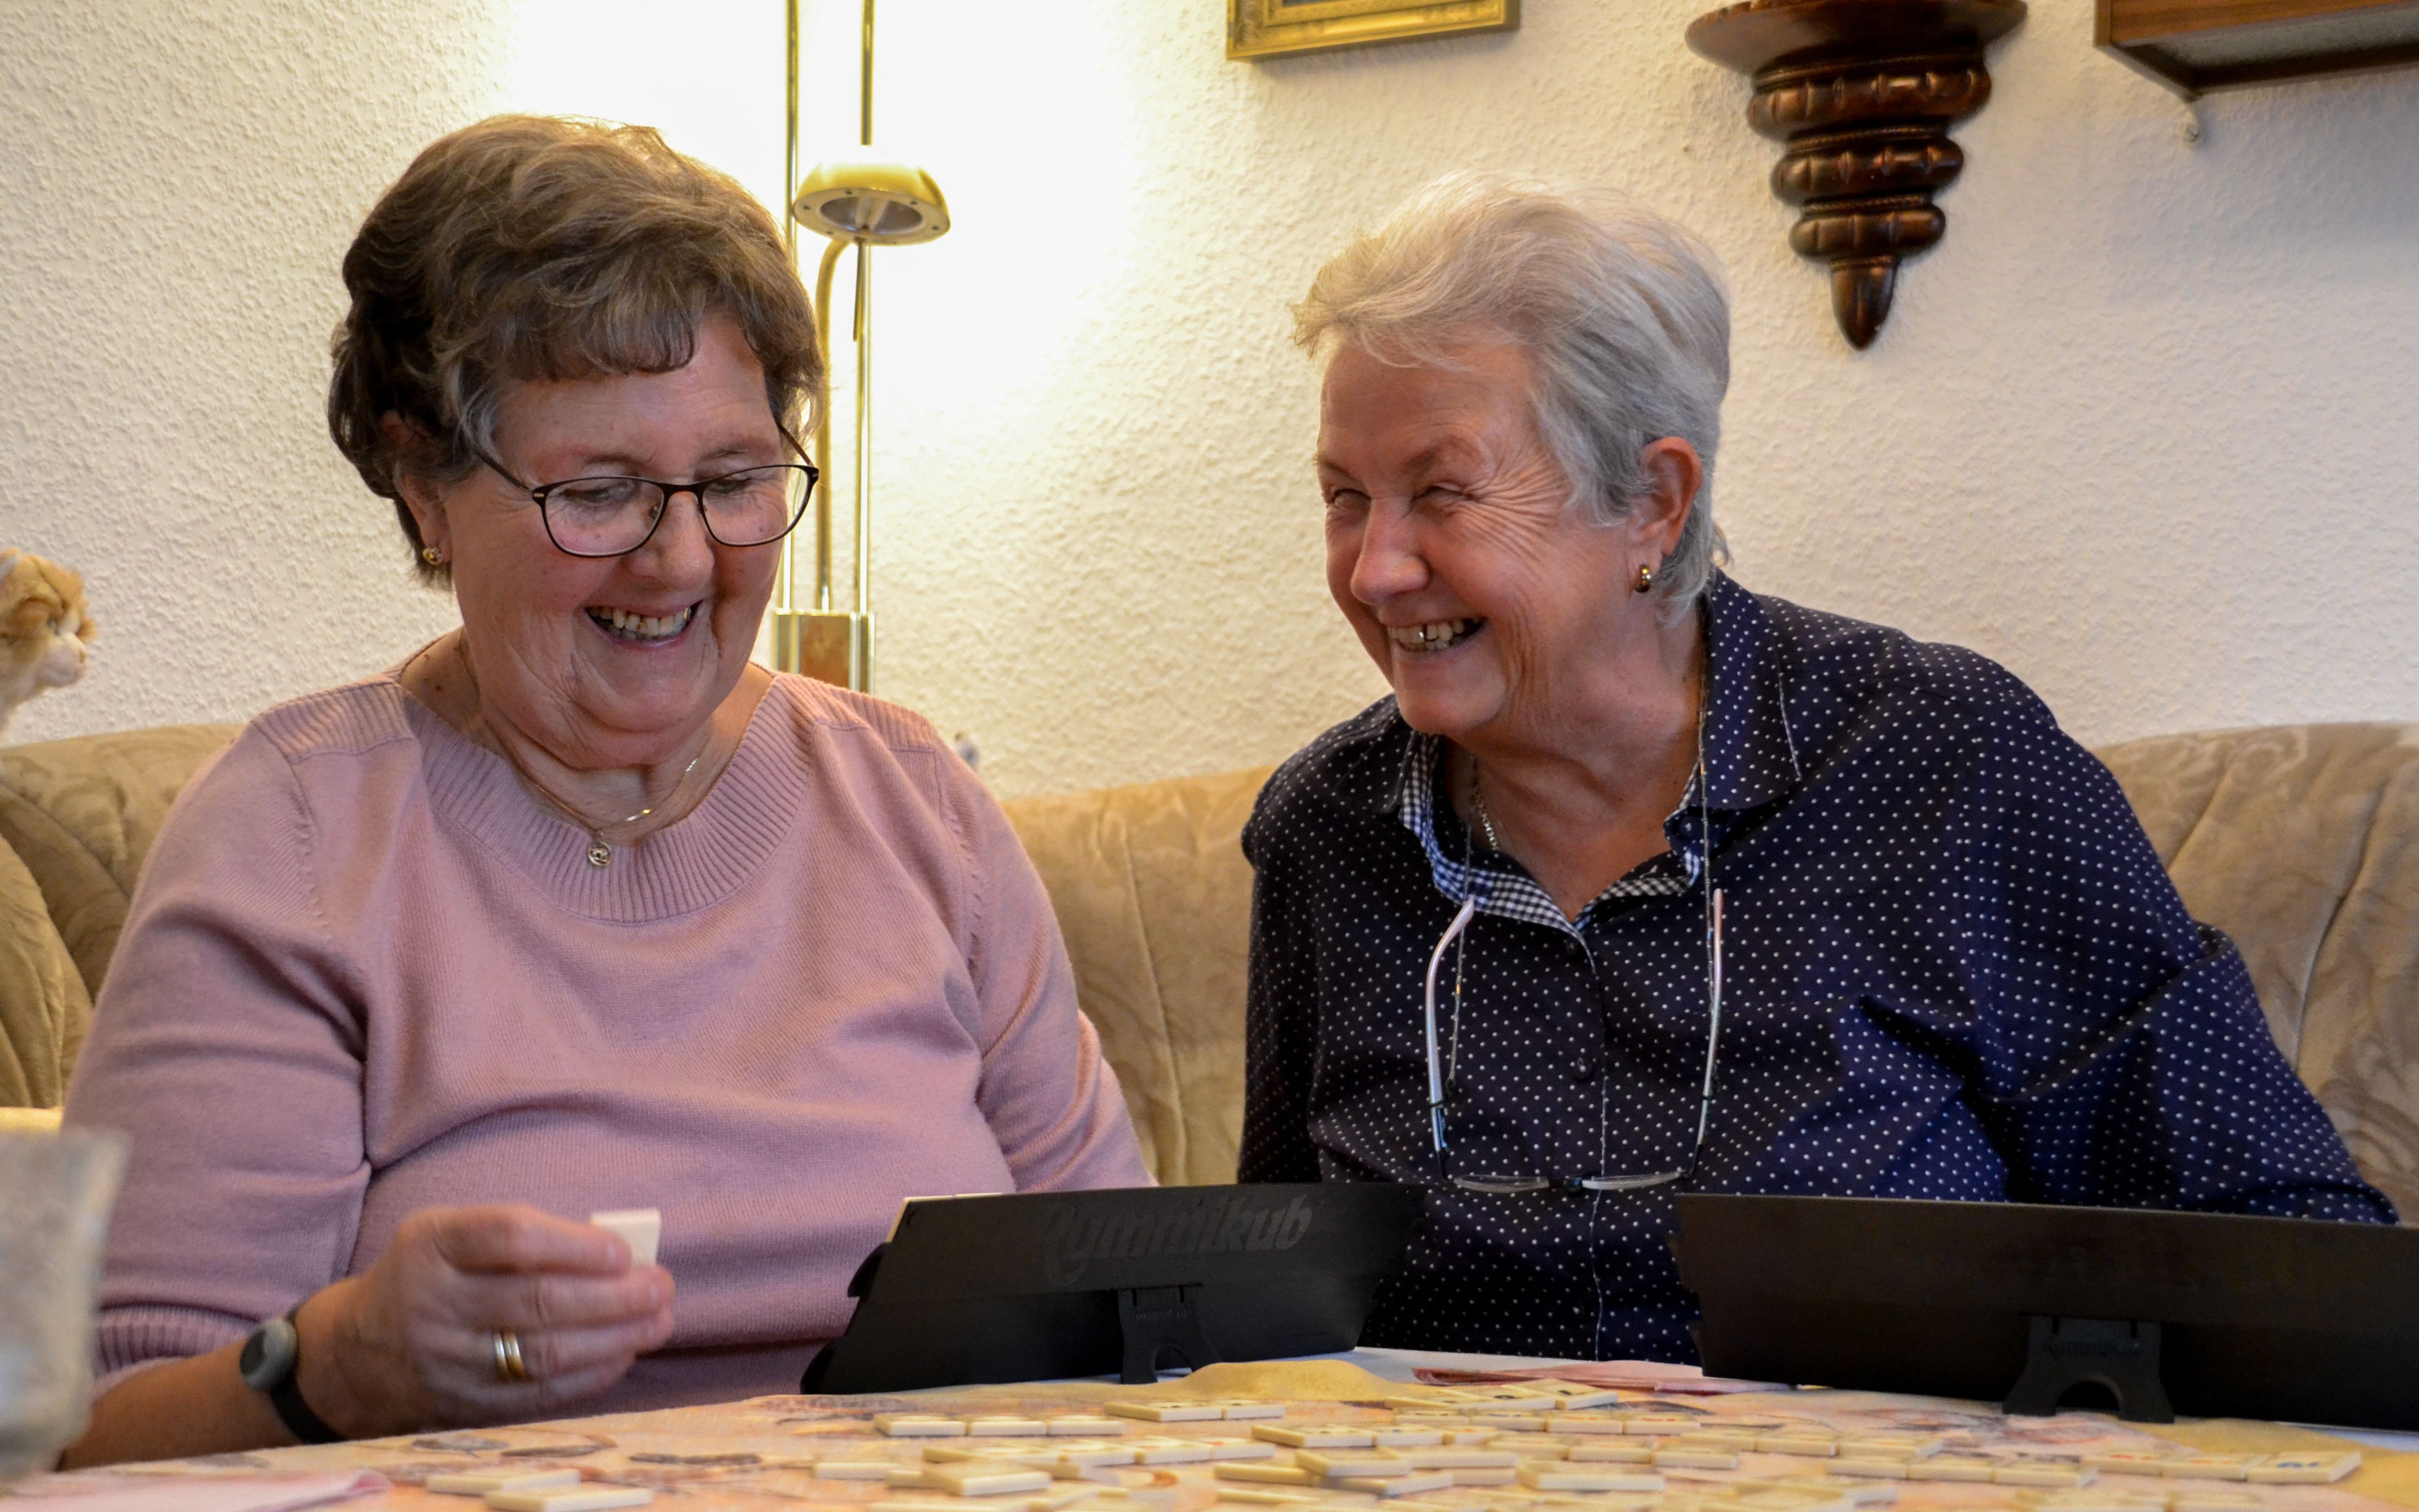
1430,633,1727,1188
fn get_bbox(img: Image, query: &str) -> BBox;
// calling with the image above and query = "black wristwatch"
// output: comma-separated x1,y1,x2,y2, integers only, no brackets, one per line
237,1310,343,1444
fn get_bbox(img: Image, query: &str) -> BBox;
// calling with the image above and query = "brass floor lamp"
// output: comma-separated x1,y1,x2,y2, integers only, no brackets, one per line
771,0,949,691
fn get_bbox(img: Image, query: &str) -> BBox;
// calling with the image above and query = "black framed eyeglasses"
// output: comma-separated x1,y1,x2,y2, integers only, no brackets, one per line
512,462,820,559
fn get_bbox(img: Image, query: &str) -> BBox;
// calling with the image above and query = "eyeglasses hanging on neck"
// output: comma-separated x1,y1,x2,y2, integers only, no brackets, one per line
1421,765,1729,1196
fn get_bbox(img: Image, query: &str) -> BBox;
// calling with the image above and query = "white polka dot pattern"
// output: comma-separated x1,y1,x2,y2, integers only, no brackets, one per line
1238,571,2394,1363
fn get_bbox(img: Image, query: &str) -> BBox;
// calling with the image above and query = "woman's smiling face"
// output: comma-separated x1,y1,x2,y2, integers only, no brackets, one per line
402,315,786,770
1318,336,1645,750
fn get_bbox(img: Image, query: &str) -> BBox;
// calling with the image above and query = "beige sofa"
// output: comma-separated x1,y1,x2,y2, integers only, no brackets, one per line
5,722,2417,1217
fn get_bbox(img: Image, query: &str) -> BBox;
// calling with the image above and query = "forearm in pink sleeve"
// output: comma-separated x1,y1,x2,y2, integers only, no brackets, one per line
64,731,372,1377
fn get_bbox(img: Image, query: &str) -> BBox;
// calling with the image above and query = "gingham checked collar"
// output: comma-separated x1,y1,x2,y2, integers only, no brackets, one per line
1395,733,1693,936
1381,573,1806,935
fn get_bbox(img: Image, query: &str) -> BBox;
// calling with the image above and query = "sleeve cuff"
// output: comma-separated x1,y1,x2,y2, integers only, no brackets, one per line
92,1304,251,1399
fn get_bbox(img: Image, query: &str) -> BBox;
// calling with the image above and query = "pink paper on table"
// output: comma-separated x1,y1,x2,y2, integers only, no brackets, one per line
1415,1361,1782,1395
2,1470,390,1512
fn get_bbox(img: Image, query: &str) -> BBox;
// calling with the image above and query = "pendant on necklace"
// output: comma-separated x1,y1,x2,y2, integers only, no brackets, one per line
587,836,613,869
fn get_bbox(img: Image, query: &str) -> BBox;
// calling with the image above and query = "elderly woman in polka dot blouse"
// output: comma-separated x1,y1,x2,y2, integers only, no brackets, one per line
1237,172,2392,1364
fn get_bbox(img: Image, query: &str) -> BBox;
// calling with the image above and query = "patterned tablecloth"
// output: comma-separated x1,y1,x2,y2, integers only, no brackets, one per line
14,1358,2417,1512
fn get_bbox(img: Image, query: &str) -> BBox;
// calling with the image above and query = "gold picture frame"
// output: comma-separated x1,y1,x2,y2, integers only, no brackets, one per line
1227,0,1519,60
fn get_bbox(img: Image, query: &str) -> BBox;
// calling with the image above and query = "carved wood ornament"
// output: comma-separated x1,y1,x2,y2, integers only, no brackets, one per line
1687,0,2027,349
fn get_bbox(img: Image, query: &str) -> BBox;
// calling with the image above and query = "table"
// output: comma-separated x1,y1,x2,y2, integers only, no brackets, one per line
17,1350,2419,1511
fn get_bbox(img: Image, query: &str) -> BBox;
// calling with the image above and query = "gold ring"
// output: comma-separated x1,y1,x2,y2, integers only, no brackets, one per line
492,1329,530,1383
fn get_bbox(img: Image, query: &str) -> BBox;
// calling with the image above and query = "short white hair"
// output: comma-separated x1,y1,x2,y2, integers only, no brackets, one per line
1294,171,1731,619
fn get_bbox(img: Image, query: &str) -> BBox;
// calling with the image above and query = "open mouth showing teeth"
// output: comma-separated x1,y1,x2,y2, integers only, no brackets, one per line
588,605,695,643
1389,617,1484,653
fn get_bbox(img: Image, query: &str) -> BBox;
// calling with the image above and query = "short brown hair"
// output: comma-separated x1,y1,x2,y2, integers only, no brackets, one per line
328,115,824,579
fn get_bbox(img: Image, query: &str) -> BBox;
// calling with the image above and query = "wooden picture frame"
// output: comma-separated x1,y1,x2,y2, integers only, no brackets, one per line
1227,0,1519,60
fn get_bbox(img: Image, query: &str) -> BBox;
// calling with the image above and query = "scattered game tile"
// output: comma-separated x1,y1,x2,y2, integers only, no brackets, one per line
1295,1451,1416,1477
1992,1465,2097,1489
1566,1443,1655,1464
483,1489,655,1512
1756,1436,1841,1458
1906,1457,1998,1482
1402,1449,1519,1470
1107,1403,1227,1423
2016,1491,2170,1512
1531,1383,1625,1411
1545,1417,1631,1437
1677,1432,1762,1454
967,1419,1053,1438
1838,1438,1942,1462
2246,1452,2360,1484
1255,1426,1375,1448
426,1469,583,1496
1517,1463,1665,1493
2085,1453,2179,1477
1334,1471,1458,1496
1216,1463,1317,1485
1488,1436,1570,1460
879,1416,972,1438
919,1459,1058,1496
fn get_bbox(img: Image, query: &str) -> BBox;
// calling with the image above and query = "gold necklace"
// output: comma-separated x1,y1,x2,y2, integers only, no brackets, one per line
1470,766,1505,854
585,755,700,868
500,747,703,869
445,639,706,868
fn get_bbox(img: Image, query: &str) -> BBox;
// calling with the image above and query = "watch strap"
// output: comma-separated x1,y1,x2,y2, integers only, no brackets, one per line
263,1310,343,1445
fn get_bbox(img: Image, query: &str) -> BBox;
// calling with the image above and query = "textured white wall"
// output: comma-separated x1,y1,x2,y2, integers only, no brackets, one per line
856,0,2419,796
0,0,786,746
0,0,505,745
6,1,2416,802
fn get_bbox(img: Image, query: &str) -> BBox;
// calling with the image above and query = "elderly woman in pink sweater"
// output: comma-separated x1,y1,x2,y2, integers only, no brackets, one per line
59,116,1148,1467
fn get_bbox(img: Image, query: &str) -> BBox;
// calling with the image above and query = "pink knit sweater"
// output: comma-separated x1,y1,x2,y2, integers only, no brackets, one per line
64,673,1150,1413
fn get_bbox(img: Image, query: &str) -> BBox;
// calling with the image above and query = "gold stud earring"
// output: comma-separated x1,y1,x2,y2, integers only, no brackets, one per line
1634,563,1655,594
421,547,444,566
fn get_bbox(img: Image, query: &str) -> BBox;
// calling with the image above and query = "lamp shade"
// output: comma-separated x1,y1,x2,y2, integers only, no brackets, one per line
793,154,950,244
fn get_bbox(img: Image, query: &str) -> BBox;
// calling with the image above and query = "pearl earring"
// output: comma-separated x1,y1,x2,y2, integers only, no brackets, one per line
421,547,444,566
1634,563,1655,594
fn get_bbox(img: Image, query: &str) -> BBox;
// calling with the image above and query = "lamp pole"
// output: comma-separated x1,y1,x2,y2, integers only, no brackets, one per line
851,0,875,690
775,0,946,692
774,0,800,620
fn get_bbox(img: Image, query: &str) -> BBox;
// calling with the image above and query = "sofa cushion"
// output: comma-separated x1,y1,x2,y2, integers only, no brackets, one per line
2094,722,2419,1220
1002,766,1272,1187
0,834,87,1107
0,725,241,1007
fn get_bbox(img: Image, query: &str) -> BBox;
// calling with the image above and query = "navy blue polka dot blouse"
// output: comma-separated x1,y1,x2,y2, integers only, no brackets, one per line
1239,571,2394,1363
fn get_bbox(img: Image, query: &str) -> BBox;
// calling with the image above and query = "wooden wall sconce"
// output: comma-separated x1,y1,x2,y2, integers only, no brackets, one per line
1687,0,2027,349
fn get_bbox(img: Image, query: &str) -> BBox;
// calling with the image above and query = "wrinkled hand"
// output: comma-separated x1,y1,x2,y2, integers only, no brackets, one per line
294,1204,675,1436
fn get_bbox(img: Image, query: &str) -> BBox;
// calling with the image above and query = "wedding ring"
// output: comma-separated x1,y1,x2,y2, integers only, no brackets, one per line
492,1328,530,1383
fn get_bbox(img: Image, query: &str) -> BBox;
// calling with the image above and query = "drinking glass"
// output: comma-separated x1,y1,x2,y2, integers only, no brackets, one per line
0,1128,127,1484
